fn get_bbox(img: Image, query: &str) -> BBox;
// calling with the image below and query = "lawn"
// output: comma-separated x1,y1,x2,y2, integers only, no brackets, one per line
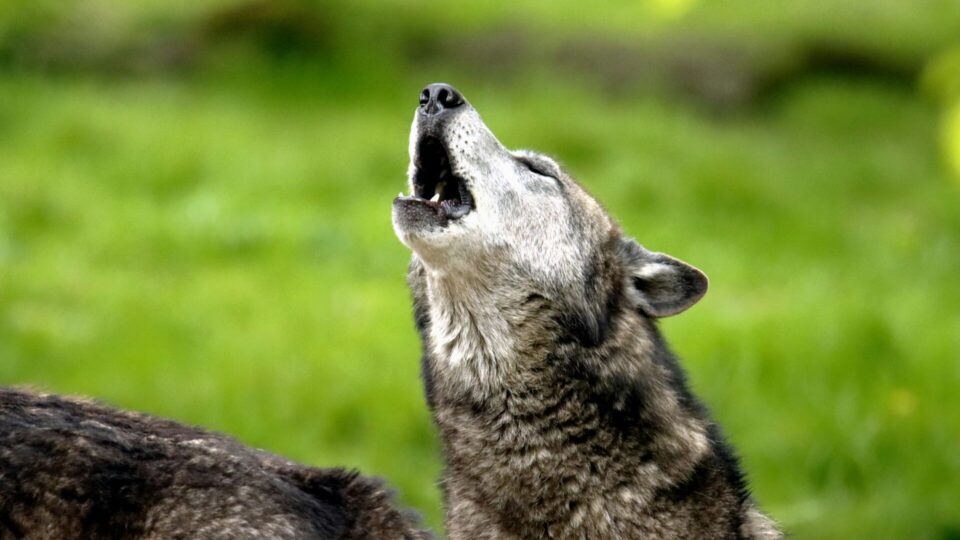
2,2,960,538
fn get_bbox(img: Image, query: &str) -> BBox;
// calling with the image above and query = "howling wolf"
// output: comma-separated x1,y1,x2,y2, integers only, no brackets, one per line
0,389,429,539
393,83,781,539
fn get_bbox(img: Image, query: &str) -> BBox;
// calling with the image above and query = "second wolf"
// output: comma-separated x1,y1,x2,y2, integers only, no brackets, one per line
0,389,429,539
393,84,782,539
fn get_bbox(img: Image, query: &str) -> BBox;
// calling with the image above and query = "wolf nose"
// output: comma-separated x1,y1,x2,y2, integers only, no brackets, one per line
419,83,464,116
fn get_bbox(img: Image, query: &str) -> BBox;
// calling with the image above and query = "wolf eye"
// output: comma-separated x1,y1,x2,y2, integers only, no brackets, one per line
517,156,556,179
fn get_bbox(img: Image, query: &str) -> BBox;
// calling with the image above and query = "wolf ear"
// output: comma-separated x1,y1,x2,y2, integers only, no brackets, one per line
619,238,708,318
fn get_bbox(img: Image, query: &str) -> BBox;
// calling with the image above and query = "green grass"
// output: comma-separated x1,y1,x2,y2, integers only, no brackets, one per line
2,62,960,539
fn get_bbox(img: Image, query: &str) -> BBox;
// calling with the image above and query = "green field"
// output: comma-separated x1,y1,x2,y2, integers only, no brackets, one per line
2,2,960,538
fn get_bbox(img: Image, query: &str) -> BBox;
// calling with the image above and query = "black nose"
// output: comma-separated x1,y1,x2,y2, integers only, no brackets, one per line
419,83,464,116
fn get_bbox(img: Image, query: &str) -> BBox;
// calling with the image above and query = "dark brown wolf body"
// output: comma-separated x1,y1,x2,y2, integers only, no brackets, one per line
0,388,429,539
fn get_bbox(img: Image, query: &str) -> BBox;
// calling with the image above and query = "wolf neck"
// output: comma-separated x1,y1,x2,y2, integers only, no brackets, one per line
423,268,537,400
417,260,710,456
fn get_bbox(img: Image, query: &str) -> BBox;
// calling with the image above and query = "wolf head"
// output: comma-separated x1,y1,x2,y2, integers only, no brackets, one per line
392,84,708,391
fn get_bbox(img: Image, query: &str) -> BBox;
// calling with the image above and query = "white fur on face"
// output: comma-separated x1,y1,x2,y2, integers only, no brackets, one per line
394,105,611,289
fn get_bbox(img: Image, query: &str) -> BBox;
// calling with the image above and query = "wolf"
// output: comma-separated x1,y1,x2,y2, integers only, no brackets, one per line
393,83,782,539
0,388,430,539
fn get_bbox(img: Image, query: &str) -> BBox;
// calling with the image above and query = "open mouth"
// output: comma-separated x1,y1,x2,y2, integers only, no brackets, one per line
398,135,475,224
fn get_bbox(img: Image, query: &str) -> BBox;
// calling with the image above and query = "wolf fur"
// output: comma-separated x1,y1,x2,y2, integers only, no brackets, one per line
393,84,781,539
0,388,430,539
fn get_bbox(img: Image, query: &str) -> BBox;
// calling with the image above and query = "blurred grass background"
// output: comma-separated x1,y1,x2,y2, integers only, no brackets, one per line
2,1,960,537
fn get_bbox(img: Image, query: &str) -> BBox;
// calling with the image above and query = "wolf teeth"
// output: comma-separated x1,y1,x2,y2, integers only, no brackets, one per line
430,193,440,202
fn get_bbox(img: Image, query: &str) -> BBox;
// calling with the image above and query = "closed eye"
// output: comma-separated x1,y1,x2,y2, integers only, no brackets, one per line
516,156,557,180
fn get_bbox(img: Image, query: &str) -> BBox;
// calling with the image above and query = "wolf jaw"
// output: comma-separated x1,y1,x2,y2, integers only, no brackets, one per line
394,83,782,539
414,135,475,218
394,134,476,229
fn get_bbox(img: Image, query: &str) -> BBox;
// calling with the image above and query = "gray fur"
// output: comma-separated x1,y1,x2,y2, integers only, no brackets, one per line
393,84,781,539
0,388,430,539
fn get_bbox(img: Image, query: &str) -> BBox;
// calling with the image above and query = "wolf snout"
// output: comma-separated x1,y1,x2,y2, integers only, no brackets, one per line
419,83,465,116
